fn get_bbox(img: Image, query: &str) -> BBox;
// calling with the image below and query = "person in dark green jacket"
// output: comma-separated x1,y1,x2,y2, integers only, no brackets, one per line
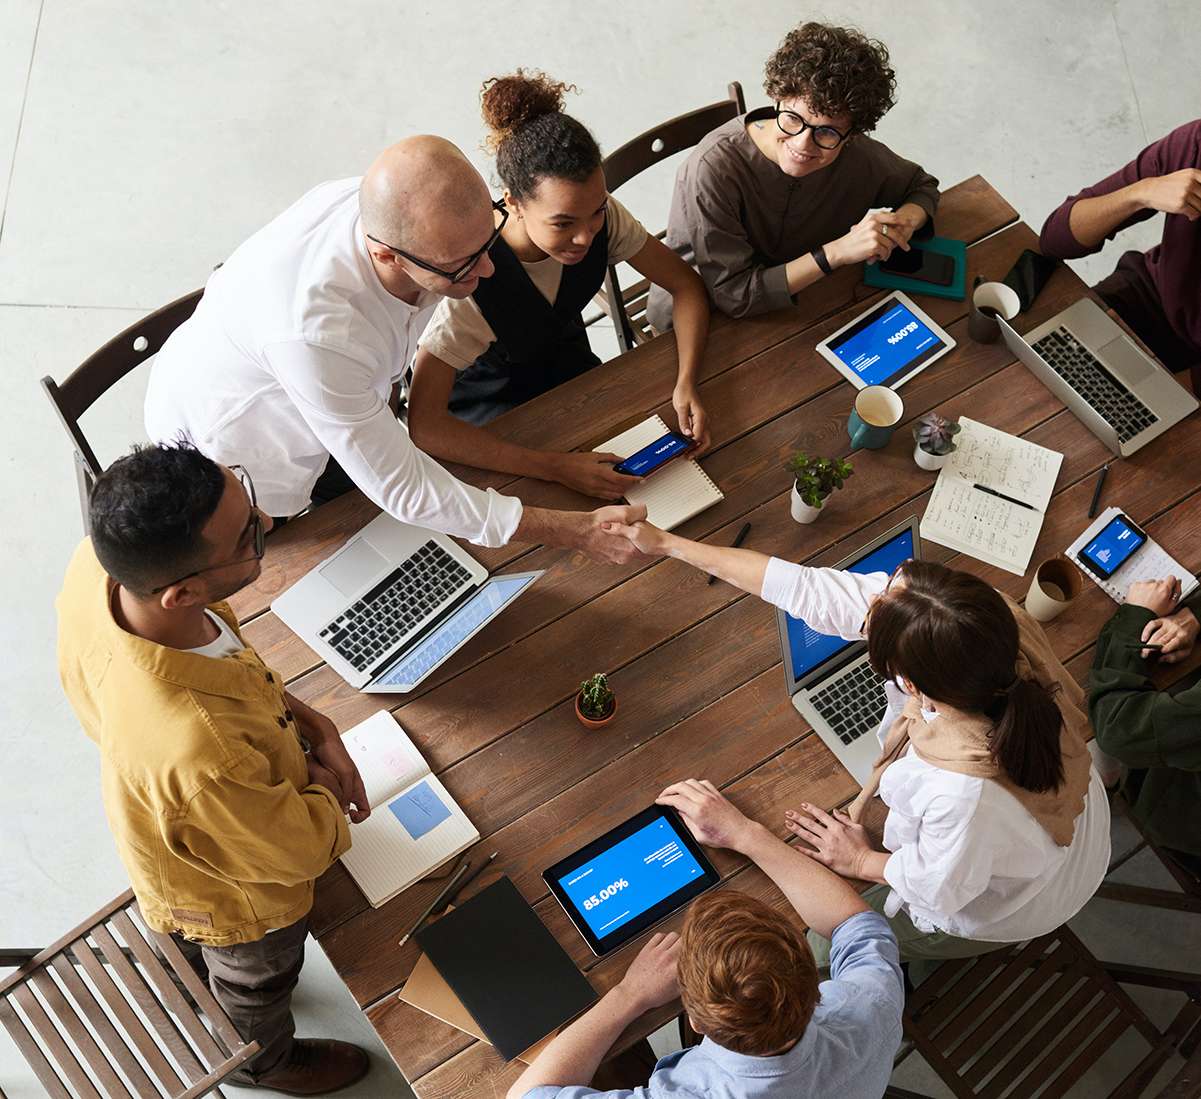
1089,577,1201,882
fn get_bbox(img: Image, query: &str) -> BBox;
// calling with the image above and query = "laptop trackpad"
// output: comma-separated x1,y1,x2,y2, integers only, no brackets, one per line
1099,336,1155,383
320,539,387,597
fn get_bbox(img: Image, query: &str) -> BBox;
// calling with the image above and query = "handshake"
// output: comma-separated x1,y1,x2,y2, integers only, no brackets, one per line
571,504,670,565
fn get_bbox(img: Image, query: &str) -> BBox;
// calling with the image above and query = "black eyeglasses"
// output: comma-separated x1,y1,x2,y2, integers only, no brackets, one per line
774,105,851,150
149,466,266,594
366,199,509,284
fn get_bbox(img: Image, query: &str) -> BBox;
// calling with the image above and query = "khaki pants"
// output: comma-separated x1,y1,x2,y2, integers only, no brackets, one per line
170,917,309,1084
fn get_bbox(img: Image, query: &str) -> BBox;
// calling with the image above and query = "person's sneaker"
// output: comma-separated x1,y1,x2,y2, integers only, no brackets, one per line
249,1039,370,1095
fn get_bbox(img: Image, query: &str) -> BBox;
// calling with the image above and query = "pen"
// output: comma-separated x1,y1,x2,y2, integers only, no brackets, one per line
432,851,498,916
1120,642,1162,651
973,483,1035,511
398,858,471,948
1088,464,1110,519
709,522,753,585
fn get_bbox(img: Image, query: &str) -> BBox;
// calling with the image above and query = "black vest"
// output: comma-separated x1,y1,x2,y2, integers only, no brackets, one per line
447,216,609,425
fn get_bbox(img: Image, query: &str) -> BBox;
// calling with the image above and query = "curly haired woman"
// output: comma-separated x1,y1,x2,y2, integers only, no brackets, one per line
647,22,941,329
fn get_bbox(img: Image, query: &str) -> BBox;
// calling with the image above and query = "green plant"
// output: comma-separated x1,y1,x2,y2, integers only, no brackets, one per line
912,412,961,456
786,452,854,508
577,673,615,720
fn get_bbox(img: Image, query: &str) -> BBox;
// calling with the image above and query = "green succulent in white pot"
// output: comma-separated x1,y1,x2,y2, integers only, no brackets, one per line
912,412,960,471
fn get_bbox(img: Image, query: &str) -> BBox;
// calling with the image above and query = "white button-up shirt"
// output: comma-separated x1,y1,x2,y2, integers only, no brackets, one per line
144,177,523,546
762,557,1110,942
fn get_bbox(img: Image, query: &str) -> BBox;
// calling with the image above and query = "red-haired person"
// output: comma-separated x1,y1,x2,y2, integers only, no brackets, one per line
507,781,903,1099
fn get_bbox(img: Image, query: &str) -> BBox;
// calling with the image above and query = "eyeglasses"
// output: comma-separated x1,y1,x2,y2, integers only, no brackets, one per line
149,466,266,594
366,199,509,284
774,105,851,150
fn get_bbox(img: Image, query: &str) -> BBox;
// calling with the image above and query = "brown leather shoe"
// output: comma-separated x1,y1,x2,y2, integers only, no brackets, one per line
249,1039,370,1095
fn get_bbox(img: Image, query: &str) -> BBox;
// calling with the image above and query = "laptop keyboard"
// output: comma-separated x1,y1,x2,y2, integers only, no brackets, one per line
808,661,888,746
1032,327,1158,443
317,541,472,673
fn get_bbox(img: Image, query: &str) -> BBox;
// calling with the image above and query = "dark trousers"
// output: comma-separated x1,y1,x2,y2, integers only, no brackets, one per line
1094,250,1201,393
171,917,309,1083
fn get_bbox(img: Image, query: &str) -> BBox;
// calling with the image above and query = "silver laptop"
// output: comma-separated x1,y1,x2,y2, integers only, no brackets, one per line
999,297,1197,457
272,513,541,692
775,518,920,786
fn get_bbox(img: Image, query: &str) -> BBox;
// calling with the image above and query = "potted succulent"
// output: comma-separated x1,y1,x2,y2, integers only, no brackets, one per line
912,412,961,471
575,673,617,729
786,452,853,524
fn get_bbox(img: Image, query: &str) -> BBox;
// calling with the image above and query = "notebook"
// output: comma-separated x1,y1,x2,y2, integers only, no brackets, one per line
1066,506,1199,603
919,417,1063,576
416,876,597,1061
338,712,478,908
596,414,723,530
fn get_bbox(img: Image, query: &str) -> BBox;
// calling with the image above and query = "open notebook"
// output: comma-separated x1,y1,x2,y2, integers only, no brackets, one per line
596,414,723,530
920,417,1063,576
338,712,478,908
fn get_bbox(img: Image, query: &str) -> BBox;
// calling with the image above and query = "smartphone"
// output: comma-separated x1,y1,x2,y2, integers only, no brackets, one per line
1077,513,1148,580
612,431,694,477
879,247,956,287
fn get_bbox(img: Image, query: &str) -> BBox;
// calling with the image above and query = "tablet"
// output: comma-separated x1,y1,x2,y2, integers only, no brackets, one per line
543,806,719,957
816,291,956,390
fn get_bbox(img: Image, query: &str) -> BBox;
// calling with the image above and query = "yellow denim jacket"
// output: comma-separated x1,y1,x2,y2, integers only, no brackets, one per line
56,541,350,945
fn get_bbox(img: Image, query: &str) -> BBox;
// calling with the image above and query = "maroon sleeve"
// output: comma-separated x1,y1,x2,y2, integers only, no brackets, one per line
1039,119,1201,259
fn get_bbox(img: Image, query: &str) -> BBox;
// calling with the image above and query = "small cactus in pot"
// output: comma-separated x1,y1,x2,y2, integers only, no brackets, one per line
912,413,960,470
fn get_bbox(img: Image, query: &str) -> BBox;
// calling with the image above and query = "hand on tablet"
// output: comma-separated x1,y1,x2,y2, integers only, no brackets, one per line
657,779,755,852
615,932,681,1013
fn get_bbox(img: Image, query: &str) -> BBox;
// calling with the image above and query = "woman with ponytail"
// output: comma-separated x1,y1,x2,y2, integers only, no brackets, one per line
607,518,1112,964
408,71,711,501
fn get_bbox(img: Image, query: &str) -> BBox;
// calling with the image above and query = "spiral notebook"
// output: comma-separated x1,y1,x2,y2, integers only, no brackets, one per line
1066,506,1199,604
596,414,724,529
337,712,478,908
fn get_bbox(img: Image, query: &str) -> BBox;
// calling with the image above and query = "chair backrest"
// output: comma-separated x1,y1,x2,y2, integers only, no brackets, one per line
0,889,257,1098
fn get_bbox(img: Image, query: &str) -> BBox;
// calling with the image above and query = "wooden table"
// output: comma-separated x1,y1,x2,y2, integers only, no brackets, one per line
230,177,1201,1098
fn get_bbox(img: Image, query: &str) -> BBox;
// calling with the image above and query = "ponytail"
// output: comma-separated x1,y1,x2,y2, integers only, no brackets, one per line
988,677,1065,793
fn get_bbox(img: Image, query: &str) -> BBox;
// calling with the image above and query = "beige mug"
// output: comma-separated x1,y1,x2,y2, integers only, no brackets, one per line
1025,556,1083,622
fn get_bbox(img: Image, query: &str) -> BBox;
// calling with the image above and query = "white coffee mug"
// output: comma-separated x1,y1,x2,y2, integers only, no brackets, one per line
1025,556,1083,622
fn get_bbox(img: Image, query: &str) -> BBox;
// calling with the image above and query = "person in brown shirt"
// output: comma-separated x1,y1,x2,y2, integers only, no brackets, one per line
647,22,940,330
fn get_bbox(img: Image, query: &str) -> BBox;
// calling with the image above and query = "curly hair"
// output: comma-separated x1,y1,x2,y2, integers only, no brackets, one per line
480,69,601,201
764,22,897,134
678,891,819,1055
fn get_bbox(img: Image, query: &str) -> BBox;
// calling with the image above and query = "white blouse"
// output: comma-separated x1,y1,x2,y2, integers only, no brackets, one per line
762,557,1111,942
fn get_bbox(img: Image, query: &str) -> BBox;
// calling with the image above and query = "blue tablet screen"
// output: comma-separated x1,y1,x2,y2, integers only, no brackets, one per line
830,299,945,387
557,816,705,940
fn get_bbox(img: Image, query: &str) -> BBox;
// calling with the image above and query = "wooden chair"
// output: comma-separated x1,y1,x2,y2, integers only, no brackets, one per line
1096,789,1201,915
0,889,258,1097
886,925,1201,1099
589,82,746,354
41,288,203,533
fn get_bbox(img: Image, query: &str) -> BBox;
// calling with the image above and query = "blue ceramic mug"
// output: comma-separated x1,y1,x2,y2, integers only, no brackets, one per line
848,385,904,450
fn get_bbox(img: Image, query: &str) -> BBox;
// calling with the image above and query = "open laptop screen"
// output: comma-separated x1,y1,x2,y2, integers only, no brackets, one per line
782,526,916,688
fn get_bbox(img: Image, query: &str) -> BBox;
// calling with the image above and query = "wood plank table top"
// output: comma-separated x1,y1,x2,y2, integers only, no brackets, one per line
232,177,1201,1098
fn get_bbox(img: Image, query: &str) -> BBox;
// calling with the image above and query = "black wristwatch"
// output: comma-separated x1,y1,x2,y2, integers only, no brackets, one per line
811,246,833,277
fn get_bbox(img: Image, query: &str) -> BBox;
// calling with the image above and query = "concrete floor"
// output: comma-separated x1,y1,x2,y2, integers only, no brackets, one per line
2,1,1198,1095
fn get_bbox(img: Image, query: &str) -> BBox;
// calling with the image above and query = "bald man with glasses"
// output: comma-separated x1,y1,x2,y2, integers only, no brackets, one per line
145,136,644,564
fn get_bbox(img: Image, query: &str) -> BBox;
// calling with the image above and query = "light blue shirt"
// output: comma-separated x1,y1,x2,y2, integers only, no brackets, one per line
525,910,903,1099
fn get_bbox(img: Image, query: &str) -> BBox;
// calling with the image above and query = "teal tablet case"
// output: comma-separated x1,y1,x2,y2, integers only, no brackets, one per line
864,236,967,301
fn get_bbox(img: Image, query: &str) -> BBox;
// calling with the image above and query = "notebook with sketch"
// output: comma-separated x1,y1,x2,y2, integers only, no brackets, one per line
338,712,478,907
1066,506,1199,604
920,417,1063,576
596,414,723,530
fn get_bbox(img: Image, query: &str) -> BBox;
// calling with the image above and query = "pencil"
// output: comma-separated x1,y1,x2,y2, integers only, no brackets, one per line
398,859,471,948
433,851,498,916
708,522,753,585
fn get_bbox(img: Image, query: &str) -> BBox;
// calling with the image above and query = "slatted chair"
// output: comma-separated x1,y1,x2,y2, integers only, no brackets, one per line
587,82,746,354
1097,789,1201,915
885,924,1201,1099
41,288,203,534
0,889,258,1098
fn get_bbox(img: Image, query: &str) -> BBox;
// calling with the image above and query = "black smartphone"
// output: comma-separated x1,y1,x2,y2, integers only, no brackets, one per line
1002,249,1059,310
612,431,694,477
1077,513,1148,580
879,247,956,287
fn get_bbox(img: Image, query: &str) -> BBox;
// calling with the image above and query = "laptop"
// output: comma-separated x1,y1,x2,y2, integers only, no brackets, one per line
998,297,1197,457
272,514,542,692
775,518,920,786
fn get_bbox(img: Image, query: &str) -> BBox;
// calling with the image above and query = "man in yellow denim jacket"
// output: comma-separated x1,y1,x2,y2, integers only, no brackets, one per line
57,443,372,1094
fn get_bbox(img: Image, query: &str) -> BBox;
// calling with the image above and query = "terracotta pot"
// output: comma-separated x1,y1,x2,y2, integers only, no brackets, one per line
913,443,951,471
790,483,824,524
575,693,617,729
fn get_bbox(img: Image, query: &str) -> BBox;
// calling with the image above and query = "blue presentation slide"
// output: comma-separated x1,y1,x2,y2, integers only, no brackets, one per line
559,817,704,939
785,528,915,684
833,302,941,387
617,434,690,476
1082,517,1144,576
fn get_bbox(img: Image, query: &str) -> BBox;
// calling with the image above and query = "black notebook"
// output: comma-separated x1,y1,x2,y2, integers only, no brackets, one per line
415,875,597,1060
